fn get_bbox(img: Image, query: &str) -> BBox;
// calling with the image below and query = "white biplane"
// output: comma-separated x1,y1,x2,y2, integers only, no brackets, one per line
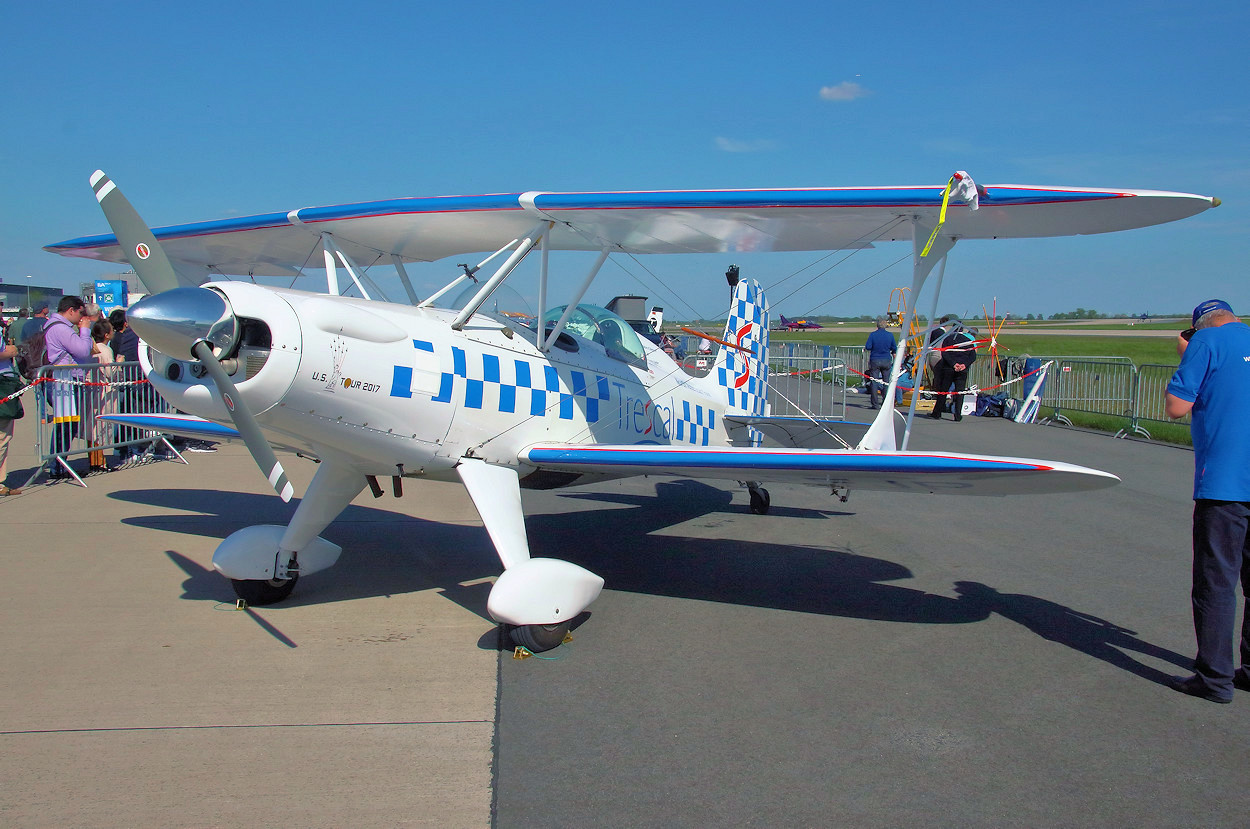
46,172,1216,651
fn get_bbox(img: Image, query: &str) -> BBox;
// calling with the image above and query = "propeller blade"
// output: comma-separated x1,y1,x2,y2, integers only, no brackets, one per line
87,170,291,503
192,340,294,502
90,170,182,294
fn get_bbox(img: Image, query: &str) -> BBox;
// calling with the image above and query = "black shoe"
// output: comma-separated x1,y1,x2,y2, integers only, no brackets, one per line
928,412,941,419
954,415,963,422
1234,670,1250,692
1169,673,1232,704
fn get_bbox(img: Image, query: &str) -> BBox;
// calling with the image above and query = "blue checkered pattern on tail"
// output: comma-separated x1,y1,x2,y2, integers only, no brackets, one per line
713,279,770,422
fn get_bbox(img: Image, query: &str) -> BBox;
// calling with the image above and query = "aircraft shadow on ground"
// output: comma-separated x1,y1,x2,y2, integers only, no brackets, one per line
113,482,1187,682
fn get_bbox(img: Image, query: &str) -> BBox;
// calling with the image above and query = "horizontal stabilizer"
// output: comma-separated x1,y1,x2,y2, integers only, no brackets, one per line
724,415,870,448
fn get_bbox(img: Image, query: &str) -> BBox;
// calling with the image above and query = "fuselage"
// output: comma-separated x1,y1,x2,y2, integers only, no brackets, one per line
141,282,736,485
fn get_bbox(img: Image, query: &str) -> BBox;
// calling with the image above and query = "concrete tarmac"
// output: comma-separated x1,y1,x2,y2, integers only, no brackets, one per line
3,401,1247,827
0,416,498,828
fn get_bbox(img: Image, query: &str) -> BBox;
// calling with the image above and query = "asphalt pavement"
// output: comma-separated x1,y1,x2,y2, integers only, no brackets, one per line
2,400,1246,828
494,403,1248,828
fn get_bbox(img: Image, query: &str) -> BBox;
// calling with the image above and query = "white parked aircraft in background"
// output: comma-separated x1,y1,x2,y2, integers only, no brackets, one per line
47,172,1216,651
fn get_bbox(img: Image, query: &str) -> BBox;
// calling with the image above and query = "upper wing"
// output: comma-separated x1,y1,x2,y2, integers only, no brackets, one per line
45,184,1217,277
519,443,1119,496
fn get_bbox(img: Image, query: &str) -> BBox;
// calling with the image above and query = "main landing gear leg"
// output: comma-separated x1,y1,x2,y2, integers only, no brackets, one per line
457,458,602,652
218,458,366,605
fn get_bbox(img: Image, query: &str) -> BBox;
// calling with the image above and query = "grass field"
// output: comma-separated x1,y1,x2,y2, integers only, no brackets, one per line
773,330,1182,366
770,329,1192,446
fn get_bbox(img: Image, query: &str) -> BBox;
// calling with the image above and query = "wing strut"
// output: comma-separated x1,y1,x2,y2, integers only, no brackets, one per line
320,234,373,300
540,247,610,352
420,238,524,309
899,207,961,449
390,254,420,305
451,221,551,329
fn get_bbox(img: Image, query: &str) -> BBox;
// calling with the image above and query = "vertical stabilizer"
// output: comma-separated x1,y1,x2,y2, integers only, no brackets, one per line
712,279,770,425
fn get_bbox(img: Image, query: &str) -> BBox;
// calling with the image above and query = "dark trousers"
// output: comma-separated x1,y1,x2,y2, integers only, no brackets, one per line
867,360,891,408
1191,500,1250,692
48,384,83,458
51,420,79,457
114,386,139,451
931,364,969,418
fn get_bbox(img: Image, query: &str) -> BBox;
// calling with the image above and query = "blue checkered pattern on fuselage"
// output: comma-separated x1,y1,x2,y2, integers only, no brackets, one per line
390,340,715,445
432,345,611,421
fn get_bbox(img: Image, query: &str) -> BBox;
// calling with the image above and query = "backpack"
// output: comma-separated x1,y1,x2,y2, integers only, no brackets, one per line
16,319,72,379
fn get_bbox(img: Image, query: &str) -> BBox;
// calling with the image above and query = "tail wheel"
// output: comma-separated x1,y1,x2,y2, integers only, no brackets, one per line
749,486,771,515
231,575,298,606
510,621,571,653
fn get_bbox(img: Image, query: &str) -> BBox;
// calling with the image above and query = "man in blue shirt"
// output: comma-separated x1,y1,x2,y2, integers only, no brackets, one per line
863,318,896,409
20,302,48,343
1165,298,1250,703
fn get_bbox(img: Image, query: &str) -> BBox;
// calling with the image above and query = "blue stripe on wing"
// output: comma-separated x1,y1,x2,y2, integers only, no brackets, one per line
44,186,1133,253
99,413,241,439
523,445,1047,474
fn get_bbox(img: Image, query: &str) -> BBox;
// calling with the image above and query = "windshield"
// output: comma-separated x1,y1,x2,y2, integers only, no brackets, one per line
540,304,648,367
443,283,536,327
436,284,647,367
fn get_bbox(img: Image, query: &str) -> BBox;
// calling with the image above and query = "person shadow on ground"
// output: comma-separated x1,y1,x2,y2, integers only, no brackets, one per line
953,581,1191,686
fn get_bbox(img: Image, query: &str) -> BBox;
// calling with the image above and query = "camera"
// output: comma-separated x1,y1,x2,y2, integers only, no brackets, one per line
1181,328,1196,341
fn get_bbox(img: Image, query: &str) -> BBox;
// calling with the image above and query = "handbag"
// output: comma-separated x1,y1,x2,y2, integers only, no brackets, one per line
0,371,26,420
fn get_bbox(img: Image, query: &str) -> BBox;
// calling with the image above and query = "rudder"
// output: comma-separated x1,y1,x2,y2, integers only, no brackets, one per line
712,278,770,418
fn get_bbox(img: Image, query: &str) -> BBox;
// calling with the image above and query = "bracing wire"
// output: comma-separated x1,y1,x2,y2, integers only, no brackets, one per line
767,216,909,312
803,251,913,316
610,254,712,323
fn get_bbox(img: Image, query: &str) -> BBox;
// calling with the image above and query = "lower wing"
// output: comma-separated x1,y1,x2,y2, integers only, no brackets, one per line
100,412,241,441
520,443,1118,496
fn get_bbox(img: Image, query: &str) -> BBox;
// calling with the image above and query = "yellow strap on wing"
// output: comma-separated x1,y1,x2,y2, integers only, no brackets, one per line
920,174,957,258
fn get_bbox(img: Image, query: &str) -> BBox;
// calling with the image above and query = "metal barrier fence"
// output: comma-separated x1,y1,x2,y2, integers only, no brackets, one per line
767,354,850,419
1125,363,1190,438
25,361,178,486
1030,356,1137,425
771,342,865,379
767,344,1186,440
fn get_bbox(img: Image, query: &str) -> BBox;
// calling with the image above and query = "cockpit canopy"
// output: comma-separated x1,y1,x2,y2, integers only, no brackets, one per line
540,304,648,367
440,283,648,367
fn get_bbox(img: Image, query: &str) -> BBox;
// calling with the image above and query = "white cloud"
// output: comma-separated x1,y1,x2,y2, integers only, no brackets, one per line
715,137,779,153
819,81,870,102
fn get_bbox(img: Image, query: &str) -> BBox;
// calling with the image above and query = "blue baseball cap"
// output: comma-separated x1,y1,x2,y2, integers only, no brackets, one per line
1193,299,1234,326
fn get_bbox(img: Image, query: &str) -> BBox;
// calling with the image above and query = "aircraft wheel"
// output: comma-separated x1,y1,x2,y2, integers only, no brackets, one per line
510,621,571,653
749,487,771,515
231,575,299,606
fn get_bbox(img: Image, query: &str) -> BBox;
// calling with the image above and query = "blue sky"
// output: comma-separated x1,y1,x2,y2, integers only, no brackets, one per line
2,1,1245,321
